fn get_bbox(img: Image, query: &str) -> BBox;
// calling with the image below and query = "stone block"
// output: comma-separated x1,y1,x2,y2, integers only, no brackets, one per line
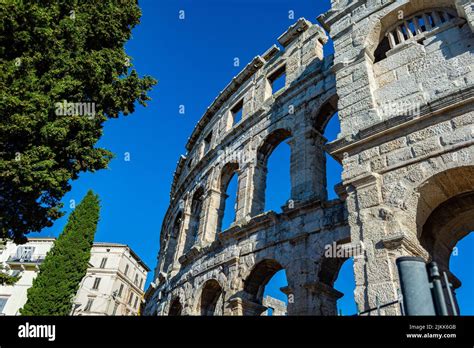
386,147,413,167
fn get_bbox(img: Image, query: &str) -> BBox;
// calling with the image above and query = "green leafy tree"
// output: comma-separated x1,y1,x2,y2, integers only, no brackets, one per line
0,239,19,285
0,265,19,286
20,190,100,315
1,0,156,242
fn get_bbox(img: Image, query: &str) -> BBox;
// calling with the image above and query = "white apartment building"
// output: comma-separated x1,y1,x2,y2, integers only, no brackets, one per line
0,238,55,315
72,242,149,316
0,239,149,316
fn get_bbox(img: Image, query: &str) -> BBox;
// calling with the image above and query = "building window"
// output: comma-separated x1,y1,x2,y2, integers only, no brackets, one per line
16,246,35,262
134,274,139,286
0,297,9,314
133,296,139,309
124,264,129,276
99,257,107,269
84,298,94,312
231,99,243,126
203,131,213,153
373,9,459,63
92,277,101,290
112,302,119,316
139,278,144,289
118,283,124,298
268,65,286,96
184,187,205,251
216,162,239,233
128,293,134,306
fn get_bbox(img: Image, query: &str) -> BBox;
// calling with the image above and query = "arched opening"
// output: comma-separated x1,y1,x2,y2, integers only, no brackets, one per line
450,233,474,314
323,111,342,200
244,259,288,315
168,297,182,316
199,279,224,316
373,8,461,63
318,253,356,316
184,187,204,252
333,258,357,316
218,163,239,232
314,96,342,201
367,2,472,120
163,211,182,273
254,129,292,214
264,139,291,213
417,166,474,314
262,269,288,316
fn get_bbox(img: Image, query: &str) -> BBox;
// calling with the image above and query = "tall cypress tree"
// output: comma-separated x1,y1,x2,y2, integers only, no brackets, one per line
21,190,100,315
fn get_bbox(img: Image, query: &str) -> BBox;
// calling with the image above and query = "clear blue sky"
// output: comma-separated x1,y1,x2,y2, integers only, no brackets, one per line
37,0,473,315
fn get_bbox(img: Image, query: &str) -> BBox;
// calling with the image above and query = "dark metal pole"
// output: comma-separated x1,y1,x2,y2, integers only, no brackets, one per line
396,256,436,315
428,262,448,316
443,271,458,316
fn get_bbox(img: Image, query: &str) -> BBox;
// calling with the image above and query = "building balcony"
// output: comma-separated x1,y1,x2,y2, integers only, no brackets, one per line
6,254,46,268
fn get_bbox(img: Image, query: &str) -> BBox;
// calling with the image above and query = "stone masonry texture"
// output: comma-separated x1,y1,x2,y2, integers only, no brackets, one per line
144,0,474,316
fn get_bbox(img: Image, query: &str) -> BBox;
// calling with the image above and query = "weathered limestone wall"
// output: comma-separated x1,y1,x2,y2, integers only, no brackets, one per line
144,18,351,316
320,0,474,314
151,201,348,316
262,296,288,316
145,0,474,316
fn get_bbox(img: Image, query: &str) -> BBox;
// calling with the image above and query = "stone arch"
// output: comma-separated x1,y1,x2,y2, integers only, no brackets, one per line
365,0,462,58
382,160,474,239
421,192,474,272
318,256,347,288
311,94,339,134
415,165,474,237
413,166,474,292
410,165,474,314
183,186,205,252
197,279,224,316
251,128,293,215
316,255,347,315
243,259,285,305
309,94,341,200
162,210,183,273
217,162,240,232
168,296,183,316
257,128,292,165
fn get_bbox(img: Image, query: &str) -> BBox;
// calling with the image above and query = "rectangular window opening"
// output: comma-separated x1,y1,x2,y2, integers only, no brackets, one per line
118,283,124,297
204,131,213,153
85,298,94,312
0,297,9,314
92,277,101,290
99,257,107,269
133,296,139,309
269,65,286,95
231,99,243,125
